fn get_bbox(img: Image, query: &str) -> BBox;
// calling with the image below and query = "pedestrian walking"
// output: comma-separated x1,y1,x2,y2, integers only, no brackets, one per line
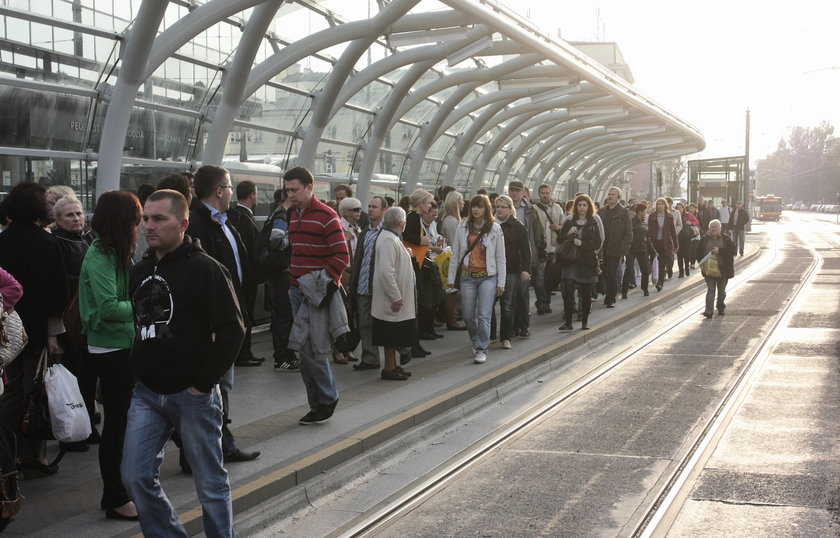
697,219,736,318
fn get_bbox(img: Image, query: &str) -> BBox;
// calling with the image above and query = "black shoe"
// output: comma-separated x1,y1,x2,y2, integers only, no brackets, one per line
381,369,408,381
353,361,380,371
419,332,437,340
181,465,192,475
224,449,260,462
544,306,552,313
518,329,530,338
628,284,637,289
299,410,330,425
686,269,690,276
643,290,649,296
394,366,412,377
581,322,589,330
702,311,713,318
605,303,615,308
274,358,300,372
432,331,445,338
86,429,101,445
655,283,663,292
400,352,412,365
60,441,89,453
235,357,262,367
717,309,726,316
22,461,59,476
678,272,684,278
105,508,139,521
447,323,467,331
559,323,573,331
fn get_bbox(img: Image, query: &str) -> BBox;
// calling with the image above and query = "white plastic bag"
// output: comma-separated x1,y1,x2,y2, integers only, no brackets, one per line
650,255,659,282
44,363,91,443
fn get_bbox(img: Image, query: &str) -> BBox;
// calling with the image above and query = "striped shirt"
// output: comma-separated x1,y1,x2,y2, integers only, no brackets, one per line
289,195,350,286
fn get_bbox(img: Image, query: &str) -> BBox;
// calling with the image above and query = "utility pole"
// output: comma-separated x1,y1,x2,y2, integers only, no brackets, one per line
744,108,751,231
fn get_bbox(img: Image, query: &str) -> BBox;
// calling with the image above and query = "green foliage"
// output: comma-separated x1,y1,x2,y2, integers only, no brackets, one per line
756,122,839,202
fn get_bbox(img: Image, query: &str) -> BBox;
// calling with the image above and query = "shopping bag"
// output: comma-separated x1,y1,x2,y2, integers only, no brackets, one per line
44,363,91,443
650,255,659,282
21,350,54,440
699,252,721,278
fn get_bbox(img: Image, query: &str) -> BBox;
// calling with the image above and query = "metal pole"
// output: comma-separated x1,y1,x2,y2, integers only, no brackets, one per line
744,108,751,231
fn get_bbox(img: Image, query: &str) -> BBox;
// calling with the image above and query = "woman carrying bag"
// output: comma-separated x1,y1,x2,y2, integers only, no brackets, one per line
79,190,141,521
558,194,601,331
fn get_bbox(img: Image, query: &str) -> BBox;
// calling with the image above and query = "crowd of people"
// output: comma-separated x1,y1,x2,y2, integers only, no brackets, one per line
0,169,749,535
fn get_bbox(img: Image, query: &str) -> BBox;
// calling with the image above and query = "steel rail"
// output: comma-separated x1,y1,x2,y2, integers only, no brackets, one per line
334,228,796,538
633,231,823,537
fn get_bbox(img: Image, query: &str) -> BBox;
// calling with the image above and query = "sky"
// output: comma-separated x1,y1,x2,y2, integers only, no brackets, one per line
519,1,840,165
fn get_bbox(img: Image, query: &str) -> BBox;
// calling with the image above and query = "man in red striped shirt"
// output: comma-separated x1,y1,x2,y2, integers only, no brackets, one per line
284,166,350,424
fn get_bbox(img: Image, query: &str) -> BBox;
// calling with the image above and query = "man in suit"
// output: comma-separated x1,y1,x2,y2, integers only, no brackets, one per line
186,165,260,463
230,180,265,366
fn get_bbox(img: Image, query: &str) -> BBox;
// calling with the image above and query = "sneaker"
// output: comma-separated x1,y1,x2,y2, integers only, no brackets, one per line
473,351,487,364
299,410,329,425
275,358,300,372
501,339,511,349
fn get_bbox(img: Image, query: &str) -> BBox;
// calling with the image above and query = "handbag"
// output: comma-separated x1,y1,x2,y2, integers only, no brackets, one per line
62,288,87,350
555,237,579,265
0,293,27,370
452,232,484,290
21,350,54,441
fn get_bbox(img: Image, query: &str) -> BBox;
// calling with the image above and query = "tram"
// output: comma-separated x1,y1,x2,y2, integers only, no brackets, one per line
755,194,783,221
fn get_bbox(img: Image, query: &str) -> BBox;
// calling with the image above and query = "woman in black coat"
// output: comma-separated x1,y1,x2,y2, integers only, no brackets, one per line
647,197,678,292
0,183,69,474
558,194,601,331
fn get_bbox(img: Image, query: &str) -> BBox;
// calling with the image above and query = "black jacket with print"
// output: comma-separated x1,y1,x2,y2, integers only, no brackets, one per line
129,235,244,394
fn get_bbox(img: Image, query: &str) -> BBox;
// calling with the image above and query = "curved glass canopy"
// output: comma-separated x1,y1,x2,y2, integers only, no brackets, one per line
0,0,704,212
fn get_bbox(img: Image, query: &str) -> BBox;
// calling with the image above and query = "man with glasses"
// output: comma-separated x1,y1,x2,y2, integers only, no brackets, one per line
186,164,260,463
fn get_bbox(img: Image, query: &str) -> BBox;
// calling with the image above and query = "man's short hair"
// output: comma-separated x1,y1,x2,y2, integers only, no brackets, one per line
334,184,352,198
538,183,552,192
147,189,189,220
193,165,229,199
156,173,193,203
476,188,488,195
236,180,256,201
283,166,314,186
370,196,387,210
608,186,622,197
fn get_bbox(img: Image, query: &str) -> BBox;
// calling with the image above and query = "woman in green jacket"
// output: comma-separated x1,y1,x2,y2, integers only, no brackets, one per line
79,190,141,521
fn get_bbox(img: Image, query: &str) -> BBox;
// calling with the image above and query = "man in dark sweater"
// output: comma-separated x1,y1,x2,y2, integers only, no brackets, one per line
599,186,633,308
122,190,244,538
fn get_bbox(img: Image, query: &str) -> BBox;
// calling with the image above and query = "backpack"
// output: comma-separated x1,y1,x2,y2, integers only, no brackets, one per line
254,205,291,280
0,424,20,532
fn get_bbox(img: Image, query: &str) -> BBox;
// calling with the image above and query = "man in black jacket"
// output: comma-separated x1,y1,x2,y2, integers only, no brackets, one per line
123,189,244,538
229,180,264,366
186,164,260,463
599,186,632,307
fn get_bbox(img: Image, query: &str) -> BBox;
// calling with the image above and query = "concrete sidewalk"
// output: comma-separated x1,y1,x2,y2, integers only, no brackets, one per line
8,246,761,537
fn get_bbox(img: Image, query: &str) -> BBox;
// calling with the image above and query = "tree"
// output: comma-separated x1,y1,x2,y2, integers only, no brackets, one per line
755,122,837,202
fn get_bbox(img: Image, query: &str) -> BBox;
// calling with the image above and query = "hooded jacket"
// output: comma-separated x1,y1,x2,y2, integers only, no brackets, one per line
129,235,244,394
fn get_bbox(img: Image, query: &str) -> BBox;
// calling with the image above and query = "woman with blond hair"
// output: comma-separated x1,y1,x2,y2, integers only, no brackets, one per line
438,190,467,330
403,189,437,352
447,195,505,365
647,197,678,292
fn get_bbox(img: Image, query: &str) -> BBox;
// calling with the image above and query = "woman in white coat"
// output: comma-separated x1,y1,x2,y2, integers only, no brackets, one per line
446,195,505,365
372,207,417,380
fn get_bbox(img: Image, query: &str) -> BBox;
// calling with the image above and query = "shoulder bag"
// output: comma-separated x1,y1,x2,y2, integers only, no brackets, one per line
452,232,485,290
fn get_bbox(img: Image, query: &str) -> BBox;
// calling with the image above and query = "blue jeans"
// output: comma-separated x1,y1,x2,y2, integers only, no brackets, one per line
532,262,551,307
499,273,521,341
731,228,745,255
704,276,728,313
290,286,339,410
459,274,497,352
122,383,233,538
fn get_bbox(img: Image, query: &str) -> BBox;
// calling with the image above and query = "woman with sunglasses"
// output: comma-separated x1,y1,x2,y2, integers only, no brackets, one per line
447,195,505,364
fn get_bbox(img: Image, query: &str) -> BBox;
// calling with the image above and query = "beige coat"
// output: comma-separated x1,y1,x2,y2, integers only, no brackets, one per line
372,229,416,322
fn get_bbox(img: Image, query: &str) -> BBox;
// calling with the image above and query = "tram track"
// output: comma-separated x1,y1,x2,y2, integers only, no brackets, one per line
331,226,819,538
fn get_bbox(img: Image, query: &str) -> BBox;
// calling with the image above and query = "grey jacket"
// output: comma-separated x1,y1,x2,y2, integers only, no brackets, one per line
516,199,547,265
288,269,350,361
